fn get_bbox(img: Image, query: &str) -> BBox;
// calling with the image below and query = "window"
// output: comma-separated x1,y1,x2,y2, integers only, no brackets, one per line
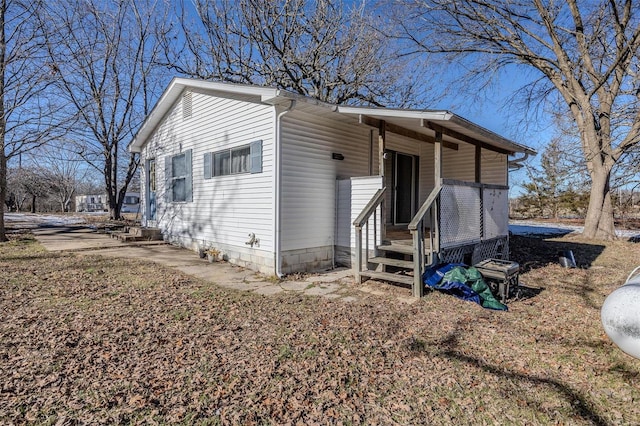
204,140,262,179
124,196,139,204
165,150,192,202
213,151,230,176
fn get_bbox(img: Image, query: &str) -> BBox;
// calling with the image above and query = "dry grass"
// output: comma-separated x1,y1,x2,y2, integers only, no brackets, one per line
1,233,640,425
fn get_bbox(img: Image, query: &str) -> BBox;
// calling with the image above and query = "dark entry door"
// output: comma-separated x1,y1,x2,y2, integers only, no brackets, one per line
394,153,415,224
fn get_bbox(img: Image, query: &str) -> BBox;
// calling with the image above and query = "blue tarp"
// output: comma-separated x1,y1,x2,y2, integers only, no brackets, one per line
423,263,508,311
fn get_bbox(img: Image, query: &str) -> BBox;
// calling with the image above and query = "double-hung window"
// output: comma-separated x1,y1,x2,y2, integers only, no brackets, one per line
165,149,193,202
213,151,230,176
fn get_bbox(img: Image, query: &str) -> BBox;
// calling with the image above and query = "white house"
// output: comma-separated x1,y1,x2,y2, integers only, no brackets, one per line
75,194,108,212
128,78,535,296
76,192,140,214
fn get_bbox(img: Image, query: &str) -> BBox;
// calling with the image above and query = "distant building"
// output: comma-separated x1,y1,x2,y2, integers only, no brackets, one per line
75,192,140,214
121,193,141,213
75,194,107,212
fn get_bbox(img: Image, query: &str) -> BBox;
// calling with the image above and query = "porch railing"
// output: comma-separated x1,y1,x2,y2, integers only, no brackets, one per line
408,184,442,297
352,179,510,298
353,186,386,284
407,179,510,297
439,179,509,250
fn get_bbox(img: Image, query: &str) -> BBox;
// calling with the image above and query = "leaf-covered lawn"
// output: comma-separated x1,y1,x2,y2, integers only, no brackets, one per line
1,233,639,425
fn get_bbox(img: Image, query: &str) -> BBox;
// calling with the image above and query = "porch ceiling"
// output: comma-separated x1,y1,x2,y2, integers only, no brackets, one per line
337,106,535,156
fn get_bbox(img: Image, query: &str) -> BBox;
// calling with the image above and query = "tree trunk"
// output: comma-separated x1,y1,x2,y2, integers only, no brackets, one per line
583,164,616,240
0,0,6,242
0,150,6,241
30,194,36,213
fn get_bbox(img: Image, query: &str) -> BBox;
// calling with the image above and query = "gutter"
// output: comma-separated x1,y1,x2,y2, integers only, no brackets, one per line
274,100,296,278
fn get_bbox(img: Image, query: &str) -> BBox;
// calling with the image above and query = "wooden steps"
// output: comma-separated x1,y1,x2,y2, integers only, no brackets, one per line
368,256,414,269
358,270,413,286
377,243,414,255
359,241,419,288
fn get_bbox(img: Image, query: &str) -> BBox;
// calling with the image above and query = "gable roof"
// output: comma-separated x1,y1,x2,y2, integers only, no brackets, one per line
128,77,536,156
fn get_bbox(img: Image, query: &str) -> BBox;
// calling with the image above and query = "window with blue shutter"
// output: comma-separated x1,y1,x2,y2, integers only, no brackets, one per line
164,156,172,203
166,149,193,202
250,140,263,174
207,141,263,177
203,152,212,179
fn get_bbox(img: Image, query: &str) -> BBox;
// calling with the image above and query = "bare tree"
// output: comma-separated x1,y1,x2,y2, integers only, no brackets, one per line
40,0,169,219
0,0,64,241
8,166,49,213
29,141,88,212
163,0,426,107
397,0,640,240
5,167,28,211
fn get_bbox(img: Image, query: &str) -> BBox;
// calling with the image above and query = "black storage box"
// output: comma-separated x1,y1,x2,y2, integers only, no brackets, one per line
474,258,520,303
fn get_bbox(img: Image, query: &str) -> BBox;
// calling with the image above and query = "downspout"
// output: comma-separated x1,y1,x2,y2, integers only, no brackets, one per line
508,151,530,170
274,100,296,278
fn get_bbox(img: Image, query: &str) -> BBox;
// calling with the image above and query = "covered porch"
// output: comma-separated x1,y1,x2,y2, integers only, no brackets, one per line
334,107,534,297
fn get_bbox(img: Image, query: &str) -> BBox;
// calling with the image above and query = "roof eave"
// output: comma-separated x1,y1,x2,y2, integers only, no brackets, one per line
446,115,536,155
337,106,535,155
128,78,291,153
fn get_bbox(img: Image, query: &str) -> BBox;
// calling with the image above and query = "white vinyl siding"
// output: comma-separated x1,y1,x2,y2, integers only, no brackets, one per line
335,176,383,250
481,148,508,185
141,89,275,252
350,176,384,248
280,110,373,252
442,140,476,182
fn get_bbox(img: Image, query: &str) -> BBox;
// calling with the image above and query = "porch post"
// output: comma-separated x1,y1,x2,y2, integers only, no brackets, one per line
434,131,442,253
378,121,386,243
475,144,481,183
378,120,385,176
434,130,442,183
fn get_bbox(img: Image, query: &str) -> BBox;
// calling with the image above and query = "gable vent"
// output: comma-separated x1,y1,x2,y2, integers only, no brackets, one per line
182,90,192,120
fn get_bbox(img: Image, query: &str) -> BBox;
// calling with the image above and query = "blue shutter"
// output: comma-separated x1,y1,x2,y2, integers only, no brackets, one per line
165,156,172,202
250,140,263,174
203,152,212,179
185,149,193,202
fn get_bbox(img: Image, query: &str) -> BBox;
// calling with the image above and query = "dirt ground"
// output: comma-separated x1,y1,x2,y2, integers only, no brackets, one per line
2,227,640,424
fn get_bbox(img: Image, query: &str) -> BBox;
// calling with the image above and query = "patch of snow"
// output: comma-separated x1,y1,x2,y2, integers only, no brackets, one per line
509,220,640,239
4,213,88,226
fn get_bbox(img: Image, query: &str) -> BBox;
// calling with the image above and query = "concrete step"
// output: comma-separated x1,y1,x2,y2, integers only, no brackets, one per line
360,270,413,286
126,226,162,239
109,226,162,242
118,234,145,242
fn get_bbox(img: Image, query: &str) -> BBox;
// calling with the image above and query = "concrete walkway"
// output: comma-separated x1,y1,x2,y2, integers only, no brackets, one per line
31,224,412,303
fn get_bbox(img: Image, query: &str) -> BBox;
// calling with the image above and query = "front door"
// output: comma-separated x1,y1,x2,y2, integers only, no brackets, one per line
146,158,157,221
394,153,415,224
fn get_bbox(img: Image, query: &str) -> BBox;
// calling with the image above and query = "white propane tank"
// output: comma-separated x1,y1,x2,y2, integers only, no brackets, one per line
601,266,640,359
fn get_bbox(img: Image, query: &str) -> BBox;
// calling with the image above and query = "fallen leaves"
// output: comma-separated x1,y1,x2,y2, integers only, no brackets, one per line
1,234,640,424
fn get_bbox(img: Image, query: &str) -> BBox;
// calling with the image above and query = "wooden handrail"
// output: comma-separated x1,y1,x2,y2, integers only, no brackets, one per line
409,184,443,298
353,187,387,228
408,184,442,231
